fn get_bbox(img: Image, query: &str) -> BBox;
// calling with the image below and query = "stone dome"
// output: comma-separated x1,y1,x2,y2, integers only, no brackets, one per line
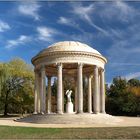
38,41,101,55
32,41,107,69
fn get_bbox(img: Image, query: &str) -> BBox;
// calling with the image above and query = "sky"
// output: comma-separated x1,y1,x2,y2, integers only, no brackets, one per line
0,1,140,84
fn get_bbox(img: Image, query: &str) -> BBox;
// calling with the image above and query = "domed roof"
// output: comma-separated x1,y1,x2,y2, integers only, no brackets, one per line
39,41,101,55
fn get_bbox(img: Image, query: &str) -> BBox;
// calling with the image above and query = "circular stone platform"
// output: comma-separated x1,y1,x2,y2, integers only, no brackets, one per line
16,113,122,125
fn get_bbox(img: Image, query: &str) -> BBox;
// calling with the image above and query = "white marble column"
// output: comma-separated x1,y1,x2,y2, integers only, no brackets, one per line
88,75,92,113
93,66,100,114
57,63,63,114
77,63,83,113
75,85,78,112
34,70,38,114
37,75,41,113
100,69,106,113
40,65,46,114
47,76,51,114
62,80,64,113
98,71,100,111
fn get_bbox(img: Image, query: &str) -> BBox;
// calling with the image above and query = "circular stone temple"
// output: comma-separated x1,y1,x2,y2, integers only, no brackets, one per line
31,41,107,114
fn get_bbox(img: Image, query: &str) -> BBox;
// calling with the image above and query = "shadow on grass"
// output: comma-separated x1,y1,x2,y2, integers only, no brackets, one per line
0,114,30,118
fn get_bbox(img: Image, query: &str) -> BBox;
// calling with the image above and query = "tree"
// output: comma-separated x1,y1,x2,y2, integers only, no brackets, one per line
106,76,140,116
0,63,10,113
128,79,140,87
0,58,34,116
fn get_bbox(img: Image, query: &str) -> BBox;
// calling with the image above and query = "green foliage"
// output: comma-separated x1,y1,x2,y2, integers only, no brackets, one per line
128,79,140,87
0,58,34,115
51,78,57,96
106,77,140,116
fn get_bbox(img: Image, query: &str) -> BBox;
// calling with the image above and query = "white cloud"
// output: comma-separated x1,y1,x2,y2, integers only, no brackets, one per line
116,1,133,14
72,3,94,23
37,26,58,42
100,1,135,22
71,3,108,35
18,2,40,20
6,35,31,49
124,72,140,80
57,16,99,43
58,16,84,33
0,20,10,32
105,21,140,80
58,17,71,25
106,20,140,55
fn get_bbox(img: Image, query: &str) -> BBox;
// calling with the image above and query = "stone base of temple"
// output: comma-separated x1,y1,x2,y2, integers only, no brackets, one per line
16,113,122,125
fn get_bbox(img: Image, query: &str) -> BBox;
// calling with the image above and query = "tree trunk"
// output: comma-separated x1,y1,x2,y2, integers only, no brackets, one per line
4,91,9,116
4,103,8,116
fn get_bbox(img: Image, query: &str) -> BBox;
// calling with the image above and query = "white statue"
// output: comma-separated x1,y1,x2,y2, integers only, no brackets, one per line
65,90,73,113
65,90,72,102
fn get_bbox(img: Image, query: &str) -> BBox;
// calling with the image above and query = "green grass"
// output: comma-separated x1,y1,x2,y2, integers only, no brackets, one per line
0,126,139,139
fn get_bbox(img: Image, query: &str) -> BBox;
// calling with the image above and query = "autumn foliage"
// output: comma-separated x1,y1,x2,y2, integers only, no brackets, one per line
106,77,140,116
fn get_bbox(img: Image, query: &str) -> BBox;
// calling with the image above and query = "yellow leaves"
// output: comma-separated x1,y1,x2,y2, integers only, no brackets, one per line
127,86,140,97
6,58,34,79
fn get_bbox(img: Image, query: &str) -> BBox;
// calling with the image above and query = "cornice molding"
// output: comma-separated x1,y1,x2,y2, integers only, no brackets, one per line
32,51,107,65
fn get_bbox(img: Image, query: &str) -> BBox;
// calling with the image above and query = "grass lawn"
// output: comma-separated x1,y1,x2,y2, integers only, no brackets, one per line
0,126,139,139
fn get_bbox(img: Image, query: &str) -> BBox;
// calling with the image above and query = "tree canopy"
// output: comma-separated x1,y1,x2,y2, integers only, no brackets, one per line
106,77,140,116
0,58,34,116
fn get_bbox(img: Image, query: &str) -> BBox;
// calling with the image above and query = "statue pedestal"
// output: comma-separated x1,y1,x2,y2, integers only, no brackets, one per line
66,102,73,113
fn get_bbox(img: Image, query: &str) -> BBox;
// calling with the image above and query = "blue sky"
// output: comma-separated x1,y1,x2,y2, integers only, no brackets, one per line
0,1,140,84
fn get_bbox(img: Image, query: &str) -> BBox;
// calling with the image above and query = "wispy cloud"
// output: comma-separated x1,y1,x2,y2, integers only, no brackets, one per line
70,32,94,43
37,26,58,42
6,35,31,49
100,1,135,22
71,3,108,35
58,17,71,25
110,63,140,67
18,2,41,20
124,72,140,80
107,23,140,62
57,16,84,33
105,21,140,82
72,3,94,24
116,1,135,19
57,16,95,43
0,20,10,32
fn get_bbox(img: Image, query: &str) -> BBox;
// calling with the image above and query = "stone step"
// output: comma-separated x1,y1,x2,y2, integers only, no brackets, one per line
16,113,122,125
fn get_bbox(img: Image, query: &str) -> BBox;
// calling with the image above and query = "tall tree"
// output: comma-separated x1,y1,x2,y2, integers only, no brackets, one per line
0,58,34,116
106,76,140,116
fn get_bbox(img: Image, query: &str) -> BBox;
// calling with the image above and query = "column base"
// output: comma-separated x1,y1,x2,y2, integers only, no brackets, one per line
93,111,100,114
100,111,106,114
57,111,63,114
74,111,77,113
46,111,51,114
88,111,93,114
40,112,45,115
77,110,83,114
33,111,38,114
